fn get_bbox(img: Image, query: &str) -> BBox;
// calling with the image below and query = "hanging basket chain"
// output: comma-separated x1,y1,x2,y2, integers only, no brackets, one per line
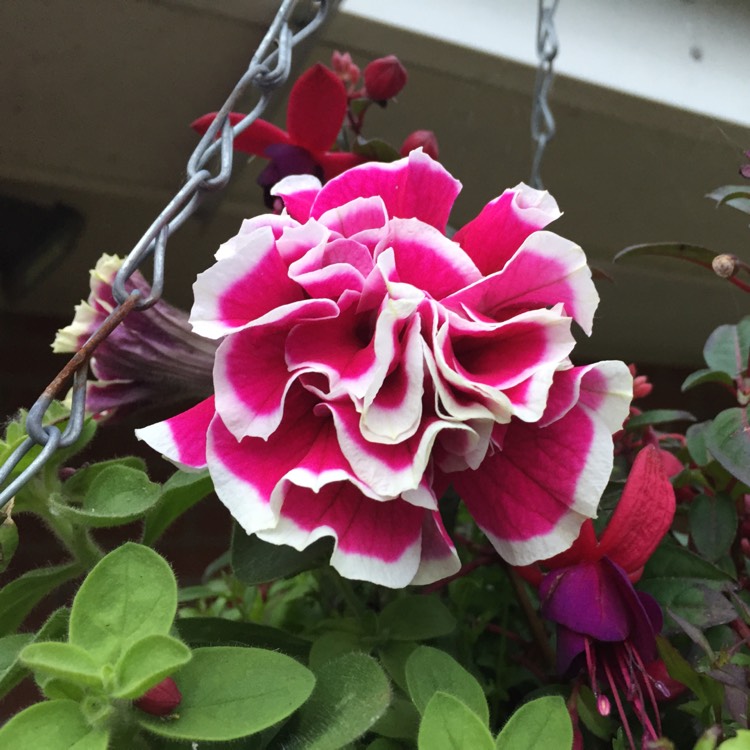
530,0,559,189
0,0,330,509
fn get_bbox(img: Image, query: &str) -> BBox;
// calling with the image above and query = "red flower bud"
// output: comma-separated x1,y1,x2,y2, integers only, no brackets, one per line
134,677,181,716
364,55,407,101
400,130,439,161
331,50,361,91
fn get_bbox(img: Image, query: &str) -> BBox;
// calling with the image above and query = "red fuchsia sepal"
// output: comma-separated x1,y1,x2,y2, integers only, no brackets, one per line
134,677,181,717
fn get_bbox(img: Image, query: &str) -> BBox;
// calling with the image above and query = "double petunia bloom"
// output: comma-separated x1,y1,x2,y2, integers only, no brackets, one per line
136,150,633,587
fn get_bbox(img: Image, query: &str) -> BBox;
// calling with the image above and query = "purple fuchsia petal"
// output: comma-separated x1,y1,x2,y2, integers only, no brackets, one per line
540,560,632,642
443,230,599,336
373,217,482,299
310,150,462,233
449,362,629,565
191,113,291,157
135,396,215,470
555,624,588,677
286,63,348,154
453,183,562,276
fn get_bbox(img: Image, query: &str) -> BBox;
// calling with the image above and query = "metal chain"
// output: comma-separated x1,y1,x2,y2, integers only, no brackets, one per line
530,0,559,189
0,0,330,509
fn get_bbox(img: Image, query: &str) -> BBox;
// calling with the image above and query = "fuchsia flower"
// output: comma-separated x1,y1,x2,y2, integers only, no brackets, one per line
53,255,217,420
533,445,677,749
364,55,408,102
137,150,632,587
192,64,364,207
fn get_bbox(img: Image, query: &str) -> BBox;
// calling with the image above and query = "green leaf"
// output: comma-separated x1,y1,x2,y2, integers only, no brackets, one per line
69,543,177,665
719,730,750,749
0,699,109,749
705,408,750,487
625,409,696,431
286,652,391,750
703,319,750,377
642,541,734,583
0,608,69,699
143,469,214,545
352,137,401,162
613,243,718,270
21,641,102,687
707,185,750,215
687,422,713,467
62,456,146,498
405,646,488,724
0,503,19,574
689,493,738,562
417,692,493,750
0,563,81,636
231,525,333,584
371,695,420,740
682,369,735,392
309,630,364,671
378,641,418,693
112,634,191,699
367,740,405,750
174,616,310,659
378,595,456,641
139,646,314,741
495,695,573,749
51,465,161,527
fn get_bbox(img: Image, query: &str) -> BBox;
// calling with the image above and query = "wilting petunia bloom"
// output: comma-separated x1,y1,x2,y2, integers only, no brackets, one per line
53,254,217,420
192,64,364,208
534,446,677,749
137,150,631,587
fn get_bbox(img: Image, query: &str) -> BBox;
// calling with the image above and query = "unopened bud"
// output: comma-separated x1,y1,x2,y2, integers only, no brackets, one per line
712,253,739,279
331,50,360,90
596,694,611,716
134,677,181,717
400,130,439,161
364,55,407,101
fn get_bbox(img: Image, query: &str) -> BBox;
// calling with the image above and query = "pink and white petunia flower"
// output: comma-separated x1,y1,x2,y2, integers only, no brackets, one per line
137,150,631,586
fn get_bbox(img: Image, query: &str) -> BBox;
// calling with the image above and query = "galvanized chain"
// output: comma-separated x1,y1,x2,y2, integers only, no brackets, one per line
530,0,559,189
0,0,330,509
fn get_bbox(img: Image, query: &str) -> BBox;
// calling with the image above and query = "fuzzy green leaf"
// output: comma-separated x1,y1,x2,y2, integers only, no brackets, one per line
418,692,493,750
0,699,109,749
69,543,176,665
112,634,191,699
62,457,146,498
21,641,102,687
495,695,573,749
379,596,456,641
405,646,488,724
138,646,315,741
0,563,81,637
143,469,214,545
286,652,391,750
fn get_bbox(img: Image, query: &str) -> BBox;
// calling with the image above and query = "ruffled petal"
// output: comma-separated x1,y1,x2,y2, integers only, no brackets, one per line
317,196,389,238
191,113,290,156
286,64,348,153
311,149,462,233
190,226,305,338
450,372,621,565
454,183,561,275
135,396,215,470
270,174,322,222
443,230,599,336
597,445,676,576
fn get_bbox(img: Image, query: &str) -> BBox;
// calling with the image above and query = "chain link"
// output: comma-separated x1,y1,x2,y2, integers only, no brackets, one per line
0,0,330,509
530,0,559,189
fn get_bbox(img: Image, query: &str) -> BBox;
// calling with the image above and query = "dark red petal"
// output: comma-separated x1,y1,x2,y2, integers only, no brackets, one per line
287,64,347,153
318,151,367,181
191,112,289,157
597,445,676,575
543,519,600,569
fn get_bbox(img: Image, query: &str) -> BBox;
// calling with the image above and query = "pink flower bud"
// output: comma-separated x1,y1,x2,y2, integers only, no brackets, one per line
331,50,360,91
400,130,439,161
134,677,181,717
364,55,407,101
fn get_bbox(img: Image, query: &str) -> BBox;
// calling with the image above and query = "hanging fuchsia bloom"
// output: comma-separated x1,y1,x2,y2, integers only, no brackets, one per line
53,254,217,420
533,446,677,749
137,150,631,587
192,64,364,207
